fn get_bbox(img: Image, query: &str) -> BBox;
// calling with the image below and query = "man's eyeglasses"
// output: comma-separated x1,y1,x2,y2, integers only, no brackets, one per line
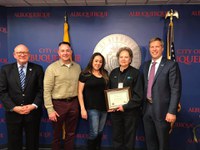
15,52,29,55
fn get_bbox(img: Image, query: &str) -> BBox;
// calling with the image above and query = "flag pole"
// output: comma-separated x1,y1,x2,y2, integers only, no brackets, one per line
165,9,180,133
62,12,71,140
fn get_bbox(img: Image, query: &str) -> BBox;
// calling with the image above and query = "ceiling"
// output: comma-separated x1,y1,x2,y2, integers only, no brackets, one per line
0,0,200,7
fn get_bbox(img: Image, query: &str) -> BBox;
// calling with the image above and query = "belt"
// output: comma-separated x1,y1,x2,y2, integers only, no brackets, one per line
52,96,77,102
146,98,153,104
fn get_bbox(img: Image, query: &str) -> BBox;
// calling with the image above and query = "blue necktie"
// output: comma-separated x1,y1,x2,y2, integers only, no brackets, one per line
19,66,25,90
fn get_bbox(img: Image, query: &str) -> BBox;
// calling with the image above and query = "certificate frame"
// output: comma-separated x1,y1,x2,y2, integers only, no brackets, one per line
104,87,131,111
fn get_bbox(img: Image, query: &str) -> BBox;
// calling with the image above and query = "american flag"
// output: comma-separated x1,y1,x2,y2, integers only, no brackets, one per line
170,42,176,62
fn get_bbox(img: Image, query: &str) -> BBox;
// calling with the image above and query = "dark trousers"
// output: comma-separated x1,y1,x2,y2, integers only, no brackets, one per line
111,110,140,150
143,103,170,150
52,98,79,150
6,114,41,150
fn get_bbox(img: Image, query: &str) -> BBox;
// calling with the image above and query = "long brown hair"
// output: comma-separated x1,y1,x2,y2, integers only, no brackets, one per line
82,52,109,85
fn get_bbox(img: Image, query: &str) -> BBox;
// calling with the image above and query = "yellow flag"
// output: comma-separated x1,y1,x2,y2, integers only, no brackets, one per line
63,14,70,42
62,14,72,61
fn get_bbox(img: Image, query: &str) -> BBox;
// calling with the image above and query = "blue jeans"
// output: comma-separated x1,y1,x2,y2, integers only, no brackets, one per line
87,109,107,140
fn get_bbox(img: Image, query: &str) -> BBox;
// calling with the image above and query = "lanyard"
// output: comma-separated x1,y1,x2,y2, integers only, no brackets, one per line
117,69,129,88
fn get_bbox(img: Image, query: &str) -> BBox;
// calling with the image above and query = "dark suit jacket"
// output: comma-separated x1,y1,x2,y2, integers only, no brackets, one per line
143,57,182,120
0,62,44,123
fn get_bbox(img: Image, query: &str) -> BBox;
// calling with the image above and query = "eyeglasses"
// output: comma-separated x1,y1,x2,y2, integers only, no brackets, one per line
15,52,29,55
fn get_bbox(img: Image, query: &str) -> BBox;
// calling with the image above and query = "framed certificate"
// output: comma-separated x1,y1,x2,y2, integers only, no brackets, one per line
104,87,131,111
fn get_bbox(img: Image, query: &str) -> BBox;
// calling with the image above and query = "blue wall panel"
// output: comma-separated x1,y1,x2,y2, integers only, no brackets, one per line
0,5,199,150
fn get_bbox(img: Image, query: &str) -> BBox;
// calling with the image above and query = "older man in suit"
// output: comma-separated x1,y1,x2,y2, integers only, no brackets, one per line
142,37,182,150
0,44,44,150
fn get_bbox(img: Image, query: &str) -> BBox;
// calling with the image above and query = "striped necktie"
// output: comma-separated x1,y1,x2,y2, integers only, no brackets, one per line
19,66,25,90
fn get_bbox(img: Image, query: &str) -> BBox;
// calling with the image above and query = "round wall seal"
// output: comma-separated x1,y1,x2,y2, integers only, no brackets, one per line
93,34,141,73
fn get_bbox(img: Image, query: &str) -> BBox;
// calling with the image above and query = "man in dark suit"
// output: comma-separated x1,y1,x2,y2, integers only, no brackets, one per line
142,37,182,150
0,44,44,150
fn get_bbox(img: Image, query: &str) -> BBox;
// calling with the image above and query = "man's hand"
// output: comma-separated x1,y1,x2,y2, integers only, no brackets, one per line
13,106,25,114
13,104,36,114
24,104,36,114
49,111,60,122
165,113,176,123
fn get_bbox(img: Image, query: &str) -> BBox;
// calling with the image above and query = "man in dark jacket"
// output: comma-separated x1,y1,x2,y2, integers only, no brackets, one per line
0,44,44,150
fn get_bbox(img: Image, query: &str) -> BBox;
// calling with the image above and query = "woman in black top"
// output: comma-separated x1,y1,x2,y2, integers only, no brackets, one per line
78,52,109,150
109,47,143,150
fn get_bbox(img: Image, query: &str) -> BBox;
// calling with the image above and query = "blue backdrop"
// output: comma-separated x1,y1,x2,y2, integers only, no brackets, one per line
0,5,200,150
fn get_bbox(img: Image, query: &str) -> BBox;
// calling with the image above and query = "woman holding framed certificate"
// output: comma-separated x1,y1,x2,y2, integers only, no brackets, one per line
109,47,143,150
78,52,109,150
